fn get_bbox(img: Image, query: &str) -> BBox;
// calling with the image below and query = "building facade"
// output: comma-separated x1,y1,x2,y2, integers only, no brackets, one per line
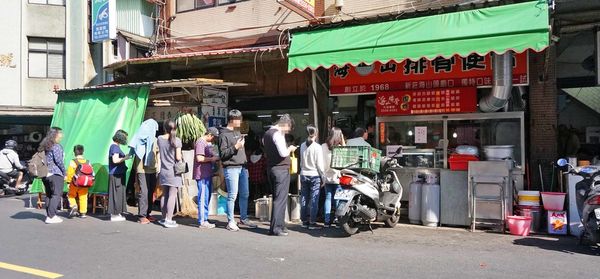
0,0,67,110
0,0,156,157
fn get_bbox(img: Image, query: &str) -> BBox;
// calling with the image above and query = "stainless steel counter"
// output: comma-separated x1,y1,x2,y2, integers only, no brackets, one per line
391,166,522,228
440,170,470,226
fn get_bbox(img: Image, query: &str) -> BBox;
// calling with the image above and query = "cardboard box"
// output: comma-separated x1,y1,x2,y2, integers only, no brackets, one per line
547,210,568,235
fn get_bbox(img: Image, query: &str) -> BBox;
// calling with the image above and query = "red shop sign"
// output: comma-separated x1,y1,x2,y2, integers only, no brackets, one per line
330,52,529,95
376,87,477,116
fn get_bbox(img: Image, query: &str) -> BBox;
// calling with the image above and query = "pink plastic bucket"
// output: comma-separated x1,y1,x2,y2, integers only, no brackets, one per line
506,216,532,236
541,192,566,211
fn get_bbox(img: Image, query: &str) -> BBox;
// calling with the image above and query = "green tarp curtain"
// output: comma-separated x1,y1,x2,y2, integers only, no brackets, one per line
46,86,149,194
288,1,549,72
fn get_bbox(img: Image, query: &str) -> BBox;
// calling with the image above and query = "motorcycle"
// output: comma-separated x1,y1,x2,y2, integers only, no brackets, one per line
335,147,403,236
557,158,600,245
0,163,31,197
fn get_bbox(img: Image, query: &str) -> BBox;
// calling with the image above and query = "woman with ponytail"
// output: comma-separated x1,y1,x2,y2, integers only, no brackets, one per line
299,125,325,230
157,120,183,228
321,127,345,227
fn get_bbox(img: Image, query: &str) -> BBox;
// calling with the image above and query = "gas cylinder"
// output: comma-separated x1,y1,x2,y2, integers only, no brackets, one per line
408,181,423,224
421,181,440,227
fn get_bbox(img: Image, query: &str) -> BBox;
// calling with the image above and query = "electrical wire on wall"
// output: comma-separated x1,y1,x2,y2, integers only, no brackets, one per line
156,0,486,49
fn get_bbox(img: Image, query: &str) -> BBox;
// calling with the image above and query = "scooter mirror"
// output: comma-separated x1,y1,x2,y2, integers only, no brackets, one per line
557,158,568,167
395,146,403,155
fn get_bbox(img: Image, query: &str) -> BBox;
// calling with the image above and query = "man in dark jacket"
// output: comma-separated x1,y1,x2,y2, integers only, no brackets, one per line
263,114,297,236
219,109,257,231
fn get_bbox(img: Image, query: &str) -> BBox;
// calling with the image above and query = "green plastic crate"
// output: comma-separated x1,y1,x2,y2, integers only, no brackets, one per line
331,146,382,173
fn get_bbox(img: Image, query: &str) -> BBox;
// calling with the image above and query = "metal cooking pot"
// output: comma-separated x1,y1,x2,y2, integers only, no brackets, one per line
483,145,514,160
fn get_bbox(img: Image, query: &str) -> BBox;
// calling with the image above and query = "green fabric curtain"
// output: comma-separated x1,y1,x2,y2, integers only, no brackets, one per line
288,1,549,72
49,86,150,194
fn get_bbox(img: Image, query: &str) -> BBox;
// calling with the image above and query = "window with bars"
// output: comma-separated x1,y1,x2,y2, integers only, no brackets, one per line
28,38,65,79
29,0,65,5
177,0,247,12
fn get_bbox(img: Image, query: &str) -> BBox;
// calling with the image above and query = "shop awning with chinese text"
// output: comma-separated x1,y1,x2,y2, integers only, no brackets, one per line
287,1,549,72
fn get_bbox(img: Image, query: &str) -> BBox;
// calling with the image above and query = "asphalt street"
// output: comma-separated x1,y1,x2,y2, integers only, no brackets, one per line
0,195,598,279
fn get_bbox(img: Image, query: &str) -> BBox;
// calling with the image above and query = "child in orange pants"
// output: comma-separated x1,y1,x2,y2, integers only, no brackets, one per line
66,145,89,218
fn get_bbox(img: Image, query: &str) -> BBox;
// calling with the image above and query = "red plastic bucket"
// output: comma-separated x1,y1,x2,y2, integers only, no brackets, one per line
540,192,566,211
506,216,532,236
515,205,541,233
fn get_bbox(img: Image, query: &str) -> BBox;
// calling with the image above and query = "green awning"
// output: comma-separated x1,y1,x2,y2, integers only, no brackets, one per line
288,1,549,72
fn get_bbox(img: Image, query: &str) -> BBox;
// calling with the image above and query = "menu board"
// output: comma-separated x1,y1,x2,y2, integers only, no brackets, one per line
376,87,477,116
201,87,228,127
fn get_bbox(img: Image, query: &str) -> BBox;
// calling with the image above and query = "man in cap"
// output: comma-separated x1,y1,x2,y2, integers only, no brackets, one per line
194,127,220,229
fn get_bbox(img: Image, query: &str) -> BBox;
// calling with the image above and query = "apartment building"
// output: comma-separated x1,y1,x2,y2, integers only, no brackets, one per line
0,0,156,156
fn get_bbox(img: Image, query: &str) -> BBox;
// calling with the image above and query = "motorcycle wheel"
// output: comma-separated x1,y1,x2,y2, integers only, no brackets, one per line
339,200,359,235
588,216,600,245
384,214,400,228
341,219,359,235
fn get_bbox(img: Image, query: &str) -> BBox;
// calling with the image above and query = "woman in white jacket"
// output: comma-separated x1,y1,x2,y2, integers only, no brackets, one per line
321,127,345,228
300,125,325,229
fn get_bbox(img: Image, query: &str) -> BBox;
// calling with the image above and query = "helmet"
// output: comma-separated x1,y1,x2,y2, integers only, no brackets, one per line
5,140,17,149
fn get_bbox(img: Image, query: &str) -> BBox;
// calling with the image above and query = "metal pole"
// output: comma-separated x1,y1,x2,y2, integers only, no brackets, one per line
311,70,319,127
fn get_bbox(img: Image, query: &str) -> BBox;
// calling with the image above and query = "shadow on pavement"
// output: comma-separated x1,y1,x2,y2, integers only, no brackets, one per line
11,211,46,221
286,225,349,238
0,196,37,209
512,237,600,256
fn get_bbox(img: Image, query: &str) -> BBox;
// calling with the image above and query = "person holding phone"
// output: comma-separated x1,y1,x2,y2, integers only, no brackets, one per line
108,129,132,222
263,114,296,236
218,110,257,231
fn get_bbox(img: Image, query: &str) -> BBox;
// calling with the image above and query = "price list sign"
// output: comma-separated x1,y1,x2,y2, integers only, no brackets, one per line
376,87,477,116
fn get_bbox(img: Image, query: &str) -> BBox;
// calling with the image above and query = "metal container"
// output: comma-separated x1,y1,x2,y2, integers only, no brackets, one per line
208,193,218,216
483,145,514,160
254,196,271,221
421,182,440,227
288,194,301,222
408,181,422,224
414,168,440,184
285,196,290,223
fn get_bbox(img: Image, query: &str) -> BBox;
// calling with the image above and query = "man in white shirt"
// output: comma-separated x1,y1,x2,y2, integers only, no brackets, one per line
346,128,371,147
263,114,297,236
0,140,26,189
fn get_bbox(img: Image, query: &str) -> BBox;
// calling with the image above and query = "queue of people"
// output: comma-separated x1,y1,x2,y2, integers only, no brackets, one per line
30,111,261,231
27,109,368,237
